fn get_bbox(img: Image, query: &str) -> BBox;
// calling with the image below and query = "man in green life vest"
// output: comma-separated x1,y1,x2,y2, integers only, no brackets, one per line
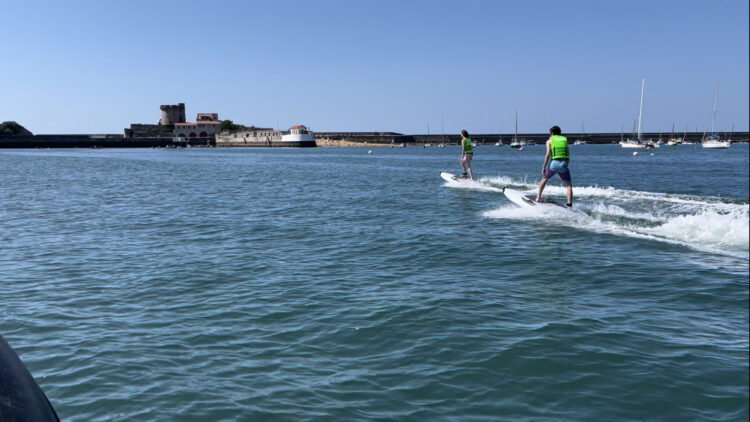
535,125,573,207
460,129,474,180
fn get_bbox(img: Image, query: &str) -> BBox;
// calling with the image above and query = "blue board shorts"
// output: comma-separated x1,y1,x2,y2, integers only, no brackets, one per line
544,159,571,182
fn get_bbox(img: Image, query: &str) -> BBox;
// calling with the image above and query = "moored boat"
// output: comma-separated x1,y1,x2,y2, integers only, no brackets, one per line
622,79,651,148
701,83,730,149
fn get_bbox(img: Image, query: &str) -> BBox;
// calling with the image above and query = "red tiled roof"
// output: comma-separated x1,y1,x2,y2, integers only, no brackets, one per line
175,121,220,125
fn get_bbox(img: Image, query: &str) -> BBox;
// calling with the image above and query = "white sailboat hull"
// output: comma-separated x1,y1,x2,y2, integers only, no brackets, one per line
620,140,645,148
701,84,728,149
702,141,730,149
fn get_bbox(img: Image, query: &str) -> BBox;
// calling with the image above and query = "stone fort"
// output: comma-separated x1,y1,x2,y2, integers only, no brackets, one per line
125,103,222,139
159,103,186,125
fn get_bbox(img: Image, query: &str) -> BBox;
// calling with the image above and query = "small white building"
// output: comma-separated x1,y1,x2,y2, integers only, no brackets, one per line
281,124,315,145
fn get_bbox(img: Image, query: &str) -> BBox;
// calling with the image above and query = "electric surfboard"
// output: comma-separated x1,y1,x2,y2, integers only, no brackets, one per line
503,188,566,208
440,172,469,182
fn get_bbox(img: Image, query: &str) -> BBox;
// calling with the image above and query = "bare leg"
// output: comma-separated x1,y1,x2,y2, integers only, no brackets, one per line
536,177,548,201
460,156,467,175
565,182,573,206
466,155,474,180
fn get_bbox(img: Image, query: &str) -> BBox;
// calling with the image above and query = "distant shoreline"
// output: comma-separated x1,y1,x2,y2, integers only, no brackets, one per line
0,132,747,149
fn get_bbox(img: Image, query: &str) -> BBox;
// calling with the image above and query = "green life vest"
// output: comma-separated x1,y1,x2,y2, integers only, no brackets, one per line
550,135,569,160
463,137,473,154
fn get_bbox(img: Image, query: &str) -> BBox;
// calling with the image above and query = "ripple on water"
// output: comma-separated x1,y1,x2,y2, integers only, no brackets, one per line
0,147,747,421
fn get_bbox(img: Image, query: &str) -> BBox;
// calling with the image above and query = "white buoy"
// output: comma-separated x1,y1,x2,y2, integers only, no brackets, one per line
633,151,638,155
368,150,372,154
650,153,654,156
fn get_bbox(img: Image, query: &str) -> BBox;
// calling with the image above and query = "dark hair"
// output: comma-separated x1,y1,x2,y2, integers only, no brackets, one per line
461,129,469,137
549,126,561,135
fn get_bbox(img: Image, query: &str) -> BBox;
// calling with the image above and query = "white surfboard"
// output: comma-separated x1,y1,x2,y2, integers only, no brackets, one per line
440,172,467,182
504,188,565,208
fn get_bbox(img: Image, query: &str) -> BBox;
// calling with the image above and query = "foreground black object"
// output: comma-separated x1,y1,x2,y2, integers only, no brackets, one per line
0,335,59,421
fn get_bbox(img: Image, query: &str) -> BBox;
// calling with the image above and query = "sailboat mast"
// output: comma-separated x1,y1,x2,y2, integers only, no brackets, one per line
441,115,444,143
637,79,645,139
711,82,718,134
514,110,518,138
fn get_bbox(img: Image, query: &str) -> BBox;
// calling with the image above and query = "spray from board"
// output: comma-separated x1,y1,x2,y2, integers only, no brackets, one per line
445,175,749,256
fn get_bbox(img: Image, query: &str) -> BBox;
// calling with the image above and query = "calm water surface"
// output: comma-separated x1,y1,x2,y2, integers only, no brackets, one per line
1,144,748,421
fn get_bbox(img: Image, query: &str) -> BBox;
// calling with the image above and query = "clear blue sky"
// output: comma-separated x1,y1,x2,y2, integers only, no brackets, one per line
2,0,748,135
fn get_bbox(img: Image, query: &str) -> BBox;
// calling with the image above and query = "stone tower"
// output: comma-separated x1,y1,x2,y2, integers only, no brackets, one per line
159,103,186,125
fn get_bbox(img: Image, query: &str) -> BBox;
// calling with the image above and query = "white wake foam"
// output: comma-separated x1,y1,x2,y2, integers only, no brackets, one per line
468,175,750,256
641,209,749,250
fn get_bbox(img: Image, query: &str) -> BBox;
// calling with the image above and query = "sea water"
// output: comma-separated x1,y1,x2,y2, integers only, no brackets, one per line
0,144,747,421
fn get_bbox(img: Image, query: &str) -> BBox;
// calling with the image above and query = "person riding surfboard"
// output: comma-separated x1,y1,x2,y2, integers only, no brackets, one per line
460,129,474,180
535,125,573,207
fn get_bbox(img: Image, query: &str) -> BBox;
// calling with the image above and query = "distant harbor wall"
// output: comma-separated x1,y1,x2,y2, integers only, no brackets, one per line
315,132,749,145
1,132,747,148
0,135,213,148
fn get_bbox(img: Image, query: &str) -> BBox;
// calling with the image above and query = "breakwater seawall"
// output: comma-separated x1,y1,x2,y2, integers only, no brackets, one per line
316,132,749,145
1,132,747,148
0,135,214,148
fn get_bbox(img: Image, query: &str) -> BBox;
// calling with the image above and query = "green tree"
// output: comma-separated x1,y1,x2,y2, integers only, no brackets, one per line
220,119,239,132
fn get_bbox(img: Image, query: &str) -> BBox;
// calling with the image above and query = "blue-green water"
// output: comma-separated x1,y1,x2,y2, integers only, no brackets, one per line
1,144,748,421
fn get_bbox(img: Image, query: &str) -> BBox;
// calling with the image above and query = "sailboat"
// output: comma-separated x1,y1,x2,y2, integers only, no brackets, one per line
620,79,652,148
702,83,730,149
438,115,446,147
667,122,682,145
495,123,503,146
509,110,527,148
574,120,587,145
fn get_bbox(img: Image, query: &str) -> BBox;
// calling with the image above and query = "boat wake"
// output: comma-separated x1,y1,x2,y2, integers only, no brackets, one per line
446,175,749,257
